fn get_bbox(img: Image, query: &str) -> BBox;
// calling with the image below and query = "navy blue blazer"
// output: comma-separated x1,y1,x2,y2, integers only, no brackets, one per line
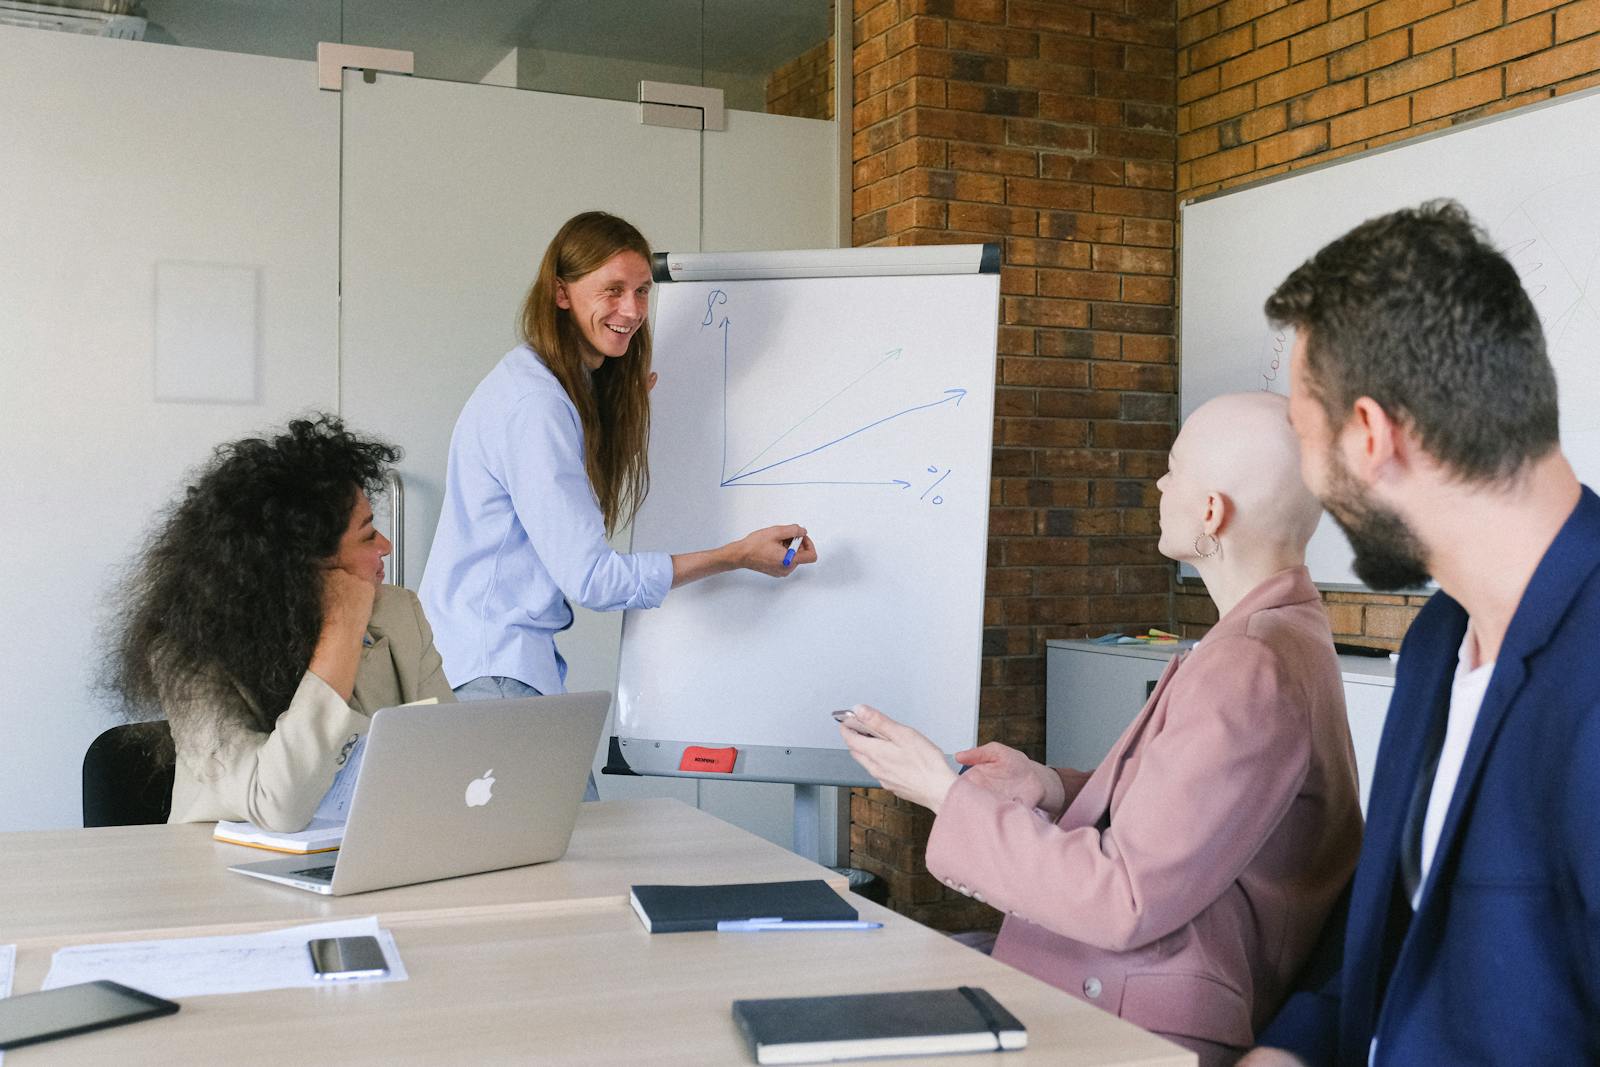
1260,485,1600,1065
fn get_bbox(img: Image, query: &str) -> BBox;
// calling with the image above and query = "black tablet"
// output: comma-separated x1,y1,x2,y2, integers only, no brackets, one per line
0,980,179,1050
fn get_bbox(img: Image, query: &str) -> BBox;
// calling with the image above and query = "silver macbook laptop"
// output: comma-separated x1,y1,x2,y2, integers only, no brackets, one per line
228,691,610,896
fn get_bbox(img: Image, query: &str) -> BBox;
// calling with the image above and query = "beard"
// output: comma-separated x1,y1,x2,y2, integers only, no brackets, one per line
1322,454,1432,590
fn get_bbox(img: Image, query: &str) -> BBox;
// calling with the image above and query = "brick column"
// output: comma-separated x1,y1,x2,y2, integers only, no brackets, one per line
849,0,1178,929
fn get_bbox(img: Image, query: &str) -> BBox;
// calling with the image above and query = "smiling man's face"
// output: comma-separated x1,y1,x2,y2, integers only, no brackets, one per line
556,249,652,370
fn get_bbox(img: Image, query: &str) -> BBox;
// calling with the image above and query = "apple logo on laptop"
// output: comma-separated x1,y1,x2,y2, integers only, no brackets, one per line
465,769,495,807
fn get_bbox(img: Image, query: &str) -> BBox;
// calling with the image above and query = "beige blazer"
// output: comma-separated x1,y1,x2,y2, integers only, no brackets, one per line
925,566,1362,1052
167,585,455,831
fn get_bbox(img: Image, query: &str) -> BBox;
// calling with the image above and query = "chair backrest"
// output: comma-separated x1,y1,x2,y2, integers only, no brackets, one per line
82,721,175,827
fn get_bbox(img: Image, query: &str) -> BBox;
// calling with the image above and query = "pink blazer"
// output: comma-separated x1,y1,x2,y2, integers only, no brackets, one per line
926,566,1362,1052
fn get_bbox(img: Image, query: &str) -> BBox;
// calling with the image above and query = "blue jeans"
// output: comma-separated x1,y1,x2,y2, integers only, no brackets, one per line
453,675,600,802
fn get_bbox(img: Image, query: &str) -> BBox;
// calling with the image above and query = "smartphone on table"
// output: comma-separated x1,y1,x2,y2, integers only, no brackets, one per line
0,980,179,1051
308,935,389,980
832,708,886,739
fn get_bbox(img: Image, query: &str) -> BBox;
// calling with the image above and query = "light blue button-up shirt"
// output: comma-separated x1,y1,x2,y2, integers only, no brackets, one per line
420,345,673,694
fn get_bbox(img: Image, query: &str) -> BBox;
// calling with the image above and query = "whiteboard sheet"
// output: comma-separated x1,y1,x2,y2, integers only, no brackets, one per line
617,272,999,755
1181,87,1600,587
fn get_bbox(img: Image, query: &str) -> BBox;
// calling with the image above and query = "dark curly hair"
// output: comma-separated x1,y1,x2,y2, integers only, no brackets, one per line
108,415,400,732
1265,199,1558,483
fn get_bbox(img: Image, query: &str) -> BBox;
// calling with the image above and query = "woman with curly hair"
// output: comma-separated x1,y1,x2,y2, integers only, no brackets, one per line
109,415,454,832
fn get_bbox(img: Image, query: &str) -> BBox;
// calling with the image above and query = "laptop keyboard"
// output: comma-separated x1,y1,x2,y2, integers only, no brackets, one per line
289,864,336,882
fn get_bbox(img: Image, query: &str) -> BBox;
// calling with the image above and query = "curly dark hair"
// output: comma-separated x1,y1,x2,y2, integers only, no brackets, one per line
108,415,400,732
1265,199,1558,483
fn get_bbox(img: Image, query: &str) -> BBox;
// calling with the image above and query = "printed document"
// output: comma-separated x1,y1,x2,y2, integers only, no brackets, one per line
42,916,406,998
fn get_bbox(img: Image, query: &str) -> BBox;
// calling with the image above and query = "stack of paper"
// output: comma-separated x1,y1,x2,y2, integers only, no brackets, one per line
212,816,344,854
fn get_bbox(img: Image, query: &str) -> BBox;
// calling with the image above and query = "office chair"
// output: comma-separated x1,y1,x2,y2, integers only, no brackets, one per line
82,720,176,827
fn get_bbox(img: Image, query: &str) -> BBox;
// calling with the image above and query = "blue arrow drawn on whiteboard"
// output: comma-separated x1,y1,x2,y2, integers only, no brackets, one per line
725,346,905,481
721,388,967,487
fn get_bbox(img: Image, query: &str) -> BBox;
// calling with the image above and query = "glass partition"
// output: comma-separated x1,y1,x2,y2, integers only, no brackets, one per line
137,1,339,62
121,0,833,117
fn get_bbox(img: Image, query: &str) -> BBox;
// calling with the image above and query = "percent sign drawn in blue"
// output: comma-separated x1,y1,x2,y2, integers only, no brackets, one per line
701,288,966,491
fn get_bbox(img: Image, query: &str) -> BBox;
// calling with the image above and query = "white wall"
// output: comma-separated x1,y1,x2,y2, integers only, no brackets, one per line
0,29,339,830
2,30,838,839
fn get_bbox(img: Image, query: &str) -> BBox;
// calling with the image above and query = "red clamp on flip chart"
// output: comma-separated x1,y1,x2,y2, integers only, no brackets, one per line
678,746,737,773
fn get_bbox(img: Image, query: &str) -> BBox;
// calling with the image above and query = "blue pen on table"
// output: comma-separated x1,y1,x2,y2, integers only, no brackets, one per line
781,534,804,568
717,917,883,932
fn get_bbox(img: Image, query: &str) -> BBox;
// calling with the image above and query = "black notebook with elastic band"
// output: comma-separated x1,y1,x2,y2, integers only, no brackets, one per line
731,986,1027,1064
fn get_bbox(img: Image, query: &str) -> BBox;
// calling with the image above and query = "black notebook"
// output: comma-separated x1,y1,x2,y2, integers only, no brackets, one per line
628,879,857,933
732,986,1027,1064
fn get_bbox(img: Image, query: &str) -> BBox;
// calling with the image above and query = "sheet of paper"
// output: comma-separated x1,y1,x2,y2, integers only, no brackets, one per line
41,917,406,999
0,943,14,1067
312,735,366,822
311,697,436,823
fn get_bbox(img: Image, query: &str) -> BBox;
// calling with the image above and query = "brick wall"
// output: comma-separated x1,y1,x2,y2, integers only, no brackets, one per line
768,35,836,119
1174,0,1600,645
1175,581,1433,647
847,0,1178,930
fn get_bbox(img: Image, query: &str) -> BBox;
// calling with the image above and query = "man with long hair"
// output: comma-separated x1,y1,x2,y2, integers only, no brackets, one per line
1244,201,1600,1064
421,212,817,794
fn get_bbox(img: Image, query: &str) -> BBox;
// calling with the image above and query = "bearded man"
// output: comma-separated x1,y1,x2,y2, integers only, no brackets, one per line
1245,201,1600,1066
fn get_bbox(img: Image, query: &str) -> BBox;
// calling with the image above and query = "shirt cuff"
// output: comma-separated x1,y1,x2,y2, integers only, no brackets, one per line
635,550,674,609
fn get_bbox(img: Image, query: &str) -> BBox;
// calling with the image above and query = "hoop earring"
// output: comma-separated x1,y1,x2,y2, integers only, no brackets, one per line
1193,533,1221,559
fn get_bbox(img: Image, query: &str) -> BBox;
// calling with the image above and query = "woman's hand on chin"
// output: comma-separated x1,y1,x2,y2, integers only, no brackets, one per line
321,566,378,636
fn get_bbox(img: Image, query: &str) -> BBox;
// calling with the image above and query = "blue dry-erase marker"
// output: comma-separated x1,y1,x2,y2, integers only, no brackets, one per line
781,535,802,568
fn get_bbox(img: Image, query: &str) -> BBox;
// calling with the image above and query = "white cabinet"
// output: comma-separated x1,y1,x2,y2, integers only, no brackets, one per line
1046,640,1395,814
1045,643,1173,772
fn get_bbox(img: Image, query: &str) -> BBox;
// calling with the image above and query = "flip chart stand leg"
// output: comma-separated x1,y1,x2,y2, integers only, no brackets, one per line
792,784,848,867
793,783,823,865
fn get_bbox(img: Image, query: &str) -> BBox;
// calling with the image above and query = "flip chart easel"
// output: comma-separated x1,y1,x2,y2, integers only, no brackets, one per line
603,244,1001,860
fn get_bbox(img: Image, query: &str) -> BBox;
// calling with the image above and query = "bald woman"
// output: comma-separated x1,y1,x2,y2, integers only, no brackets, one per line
842,393,1362,1067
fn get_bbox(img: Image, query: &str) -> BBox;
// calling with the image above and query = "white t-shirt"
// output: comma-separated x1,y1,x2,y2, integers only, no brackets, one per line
1376,625,1496,1062
1410,625,1495,910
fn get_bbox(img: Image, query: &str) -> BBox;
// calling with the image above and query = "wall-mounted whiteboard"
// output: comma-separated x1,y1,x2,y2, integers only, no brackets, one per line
614,248,999,786
1181,86,1600,587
